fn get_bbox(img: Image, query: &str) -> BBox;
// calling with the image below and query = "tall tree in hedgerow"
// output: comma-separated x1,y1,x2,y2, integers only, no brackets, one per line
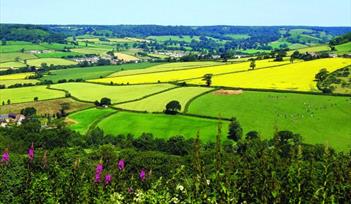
165,100,181,114
227,117,242,141
202,74,213,86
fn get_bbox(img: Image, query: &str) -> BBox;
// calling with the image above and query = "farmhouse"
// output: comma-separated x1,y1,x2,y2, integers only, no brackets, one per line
0,113,26,127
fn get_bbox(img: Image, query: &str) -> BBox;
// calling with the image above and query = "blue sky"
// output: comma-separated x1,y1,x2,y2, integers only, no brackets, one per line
1,0,350,26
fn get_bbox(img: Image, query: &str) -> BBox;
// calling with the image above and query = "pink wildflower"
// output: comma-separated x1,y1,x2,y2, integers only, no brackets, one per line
118,159,125,171
28,143,34,161
139,169,146,181
1,149,9,162
105,174,112,185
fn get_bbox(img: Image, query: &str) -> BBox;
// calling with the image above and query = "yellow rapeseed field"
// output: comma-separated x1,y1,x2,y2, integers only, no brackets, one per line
0,72,35,80
187,58,351,91
90,59,289,84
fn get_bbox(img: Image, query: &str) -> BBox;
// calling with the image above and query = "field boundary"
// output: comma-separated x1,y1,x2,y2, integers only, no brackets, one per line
46,85,95,104
112,86,180,106
183,88,219,113
68,107,119,135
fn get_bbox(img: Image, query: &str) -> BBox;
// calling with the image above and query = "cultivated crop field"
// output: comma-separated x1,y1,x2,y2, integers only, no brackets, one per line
97,111,228,141
188,58,351,91
67,108,116,134
187,90,351,150
0,61,26,69
0,79,40,87
0,98,92,115
91,59,289,84
108,61,223,77
0,52,37,63
116,86,213,112
0,72,34,80
26,58,77,67
40,63,159,82
51,82,176,103
0,86,65,104
114,53,139,62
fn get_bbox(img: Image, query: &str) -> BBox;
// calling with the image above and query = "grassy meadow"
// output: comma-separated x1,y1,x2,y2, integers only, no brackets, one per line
187,90,351,150
0,86,65,104
97,111,227,141
26,58,77,67
116,86,212,112
67,108,116,134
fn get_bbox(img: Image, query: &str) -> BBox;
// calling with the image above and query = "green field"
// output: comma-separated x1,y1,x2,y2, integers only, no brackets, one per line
0,61,26,69
35,51,84,58
225,34,250,40
68,108,116,134
0,86,65,104
51,82,176,103
0,52,37,63
26,58,77,67
0,98,92,115
187,90,351,150
71,48,111,55
116,86,212,112
97,111,227,141
0,79,40,87
40,63,159,82
146,35,201,43
0,44,47,53
335,42,351,54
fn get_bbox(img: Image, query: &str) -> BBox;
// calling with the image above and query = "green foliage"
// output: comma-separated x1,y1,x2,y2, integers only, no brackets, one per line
165,100,181,114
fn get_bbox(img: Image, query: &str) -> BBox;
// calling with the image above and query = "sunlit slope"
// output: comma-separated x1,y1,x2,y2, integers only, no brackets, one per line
90,59,289,84
187,58,351,91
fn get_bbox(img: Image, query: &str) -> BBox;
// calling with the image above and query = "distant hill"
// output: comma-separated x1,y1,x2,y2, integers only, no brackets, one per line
0,24,66,44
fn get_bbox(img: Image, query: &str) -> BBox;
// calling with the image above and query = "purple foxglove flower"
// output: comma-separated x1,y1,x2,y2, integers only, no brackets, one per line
96,163,103,175
118,159,125,171
28,143,34,161
105,174,112,185
139,169,146,181
95,173,101,183
1,151,9,162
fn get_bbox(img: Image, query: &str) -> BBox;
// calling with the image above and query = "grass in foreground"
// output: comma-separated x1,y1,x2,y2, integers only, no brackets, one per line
51,82,176,103
0,86,65,104
187,90,351,150
67,108,116,134
97,111,228,142
116,86,212,112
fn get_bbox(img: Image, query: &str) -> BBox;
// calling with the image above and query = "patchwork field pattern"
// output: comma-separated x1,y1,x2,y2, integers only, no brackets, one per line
187,58,351,91
91,59,289,84
97,111,228,141
0,86,65,104
67,108,116,134
187,90,351,150
116,86,213,112
51,82,176,103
